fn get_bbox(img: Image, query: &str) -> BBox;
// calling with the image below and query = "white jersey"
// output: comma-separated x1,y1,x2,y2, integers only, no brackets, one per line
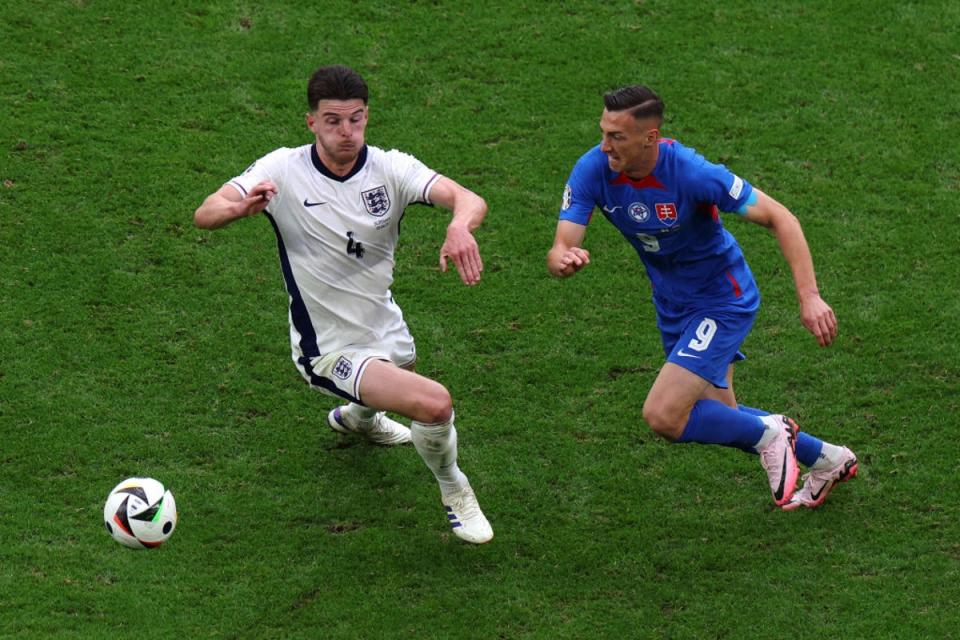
228,143,440,364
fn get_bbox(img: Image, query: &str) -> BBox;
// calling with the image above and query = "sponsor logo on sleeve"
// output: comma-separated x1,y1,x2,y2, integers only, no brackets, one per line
729,175,744,199
562,184,572,210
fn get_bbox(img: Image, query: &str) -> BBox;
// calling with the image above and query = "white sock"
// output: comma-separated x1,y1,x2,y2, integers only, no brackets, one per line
811,442,846,470
347,403,378,423
410,412,468,496
755,415,782,449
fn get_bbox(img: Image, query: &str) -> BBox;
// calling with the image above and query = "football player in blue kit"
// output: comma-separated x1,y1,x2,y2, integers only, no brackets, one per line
548,85,858,509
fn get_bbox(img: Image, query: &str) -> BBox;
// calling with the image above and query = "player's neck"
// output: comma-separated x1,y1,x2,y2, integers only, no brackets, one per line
624,144,659,180
315,143,360,177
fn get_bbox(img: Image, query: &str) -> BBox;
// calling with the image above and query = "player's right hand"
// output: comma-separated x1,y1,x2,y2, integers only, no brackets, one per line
557,247,590,277
239,181,278,217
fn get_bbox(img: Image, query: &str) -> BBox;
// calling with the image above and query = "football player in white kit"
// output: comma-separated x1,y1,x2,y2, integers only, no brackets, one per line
194,65,492,544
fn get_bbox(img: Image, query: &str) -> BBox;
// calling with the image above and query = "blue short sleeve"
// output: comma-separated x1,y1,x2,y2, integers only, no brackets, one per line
682,152,754,215
559,147,604,225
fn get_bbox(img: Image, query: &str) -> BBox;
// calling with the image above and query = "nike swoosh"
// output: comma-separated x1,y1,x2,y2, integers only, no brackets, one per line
602,205,621,213
676,349,701,359
303,198,326,207
809,480,829,502
811,457,857,501
775,453,787,500
775,419,799,501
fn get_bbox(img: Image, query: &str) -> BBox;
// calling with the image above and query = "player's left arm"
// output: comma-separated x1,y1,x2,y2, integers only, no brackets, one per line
428,176,488,286
741,188,838,347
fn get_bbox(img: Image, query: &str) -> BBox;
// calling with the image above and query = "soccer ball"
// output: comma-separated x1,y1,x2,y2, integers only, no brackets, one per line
103,477,177,549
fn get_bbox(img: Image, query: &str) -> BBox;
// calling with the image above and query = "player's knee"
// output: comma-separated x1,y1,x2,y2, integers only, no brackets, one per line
642,402,684,441
413,384,453,424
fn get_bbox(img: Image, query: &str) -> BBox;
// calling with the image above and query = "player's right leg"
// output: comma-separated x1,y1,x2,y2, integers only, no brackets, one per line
359,360,493,544
643,363,799,506
296,351,412,445
327,403,411,445
649,308,801,505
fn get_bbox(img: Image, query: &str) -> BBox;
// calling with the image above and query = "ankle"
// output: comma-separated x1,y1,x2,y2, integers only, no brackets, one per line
755,415,783,449
811,442,845,469
347,403,378,423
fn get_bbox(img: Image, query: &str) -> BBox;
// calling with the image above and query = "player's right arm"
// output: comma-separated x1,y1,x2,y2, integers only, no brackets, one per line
194,181,278,230
549,149,602,278
547,220,590,278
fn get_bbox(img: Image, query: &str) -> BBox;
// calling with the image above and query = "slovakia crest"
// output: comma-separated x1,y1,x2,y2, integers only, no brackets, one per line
361,185,390,217
628,202,650,223
655,202,678,226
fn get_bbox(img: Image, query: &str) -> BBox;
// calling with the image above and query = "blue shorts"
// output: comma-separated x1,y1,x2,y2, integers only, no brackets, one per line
656,304,755,388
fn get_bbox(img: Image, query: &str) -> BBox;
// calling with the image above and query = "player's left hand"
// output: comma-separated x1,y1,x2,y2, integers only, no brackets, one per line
800,293,838,347
440,224,483,286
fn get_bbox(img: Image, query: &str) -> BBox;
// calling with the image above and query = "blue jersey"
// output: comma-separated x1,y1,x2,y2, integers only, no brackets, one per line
560,139,759,312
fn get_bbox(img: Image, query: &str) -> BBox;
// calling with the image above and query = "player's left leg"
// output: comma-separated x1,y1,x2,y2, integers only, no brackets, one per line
782,448,858,510
303,336,491,541
714,357,858,509
704,365,836,465
358,360,493,543
325,333,419,445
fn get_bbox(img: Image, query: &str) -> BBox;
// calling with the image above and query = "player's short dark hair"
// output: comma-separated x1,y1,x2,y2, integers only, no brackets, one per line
307,65,369,110
603,85,664,123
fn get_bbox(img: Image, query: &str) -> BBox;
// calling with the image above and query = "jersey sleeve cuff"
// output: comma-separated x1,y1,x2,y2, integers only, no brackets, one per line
735,188,758,215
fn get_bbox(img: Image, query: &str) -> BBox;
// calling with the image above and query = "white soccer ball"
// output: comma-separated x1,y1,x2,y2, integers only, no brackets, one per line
103,477,177,549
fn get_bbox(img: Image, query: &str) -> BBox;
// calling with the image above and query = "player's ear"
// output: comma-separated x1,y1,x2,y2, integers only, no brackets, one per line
305,111,316,132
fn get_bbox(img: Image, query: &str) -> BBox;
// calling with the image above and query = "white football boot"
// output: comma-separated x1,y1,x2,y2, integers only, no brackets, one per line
327,406,412,446
442,484,493,544
783,447,858,510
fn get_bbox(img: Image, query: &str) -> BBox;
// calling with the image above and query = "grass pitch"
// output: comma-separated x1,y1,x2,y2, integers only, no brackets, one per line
1,1,958,638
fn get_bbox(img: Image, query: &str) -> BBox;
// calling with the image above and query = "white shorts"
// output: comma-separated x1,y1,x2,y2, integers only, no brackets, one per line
294,330,416,404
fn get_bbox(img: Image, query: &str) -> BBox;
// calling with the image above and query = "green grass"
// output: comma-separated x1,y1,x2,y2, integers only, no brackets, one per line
2,0,959,637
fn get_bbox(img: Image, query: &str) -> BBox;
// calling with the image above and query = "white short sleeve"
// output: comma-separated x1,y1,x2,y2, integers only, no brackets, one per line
382,149,440,207
227,148,291,206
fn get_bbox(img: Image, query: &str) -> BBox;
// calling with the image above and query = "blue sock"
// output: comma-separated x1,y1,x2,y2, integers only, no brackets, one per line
737,404,769,418
738,404,823,467
675,399,766,448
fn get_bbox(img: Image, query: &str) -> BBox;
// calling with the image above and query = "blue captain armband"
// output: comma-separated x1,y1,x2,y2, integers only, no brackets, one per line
735,190,758,215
